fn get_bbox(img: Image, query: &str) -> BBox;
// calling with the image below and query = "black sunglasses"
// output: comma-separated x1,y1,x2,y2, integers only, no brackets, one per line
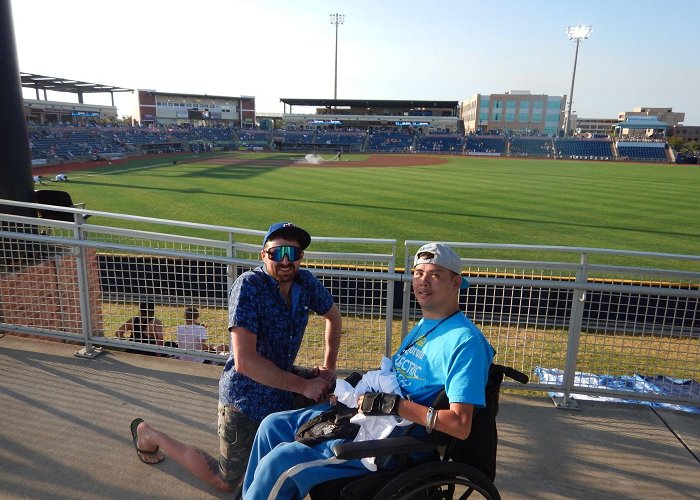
266,245,303,262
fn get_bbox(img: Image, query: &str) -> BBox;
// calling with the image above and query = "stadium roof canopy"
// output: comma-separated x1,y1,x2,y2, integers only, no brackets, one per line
21,72,133,105
615,116,669,130
280,98,459,109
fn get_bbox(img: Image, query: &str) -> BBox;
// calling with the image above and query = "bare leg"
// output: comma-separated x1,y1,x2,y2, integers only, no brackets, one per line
135,420,234,492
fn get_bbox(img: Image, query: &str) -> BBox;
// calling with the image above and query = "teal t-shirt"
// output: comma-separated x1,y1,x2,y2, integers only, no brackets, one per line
392,312,494,407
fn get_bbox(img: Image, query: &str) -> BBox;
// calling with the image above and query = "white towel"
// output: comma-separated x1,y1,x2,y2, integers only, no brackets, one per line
332,357,412,470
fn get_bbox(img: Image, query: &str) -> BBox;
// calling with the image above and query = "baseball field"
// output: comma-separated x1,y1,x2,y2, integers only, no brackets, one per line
34,151,700,270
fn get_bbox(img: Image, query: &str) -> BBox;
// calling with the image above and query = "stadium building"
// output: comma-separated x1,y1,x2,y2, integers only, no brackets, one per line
269,98,461,153
19,70,688,164
461,91,566,136
618,107,684,128
615,107,684,138
570,117,619,137
670,124,700,143
279,98,460,132
136,90,256,128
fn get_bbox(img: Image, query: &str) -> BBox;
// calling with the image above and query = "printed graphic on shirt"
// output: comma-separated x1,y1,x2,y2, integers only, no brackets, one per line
394,336,427,389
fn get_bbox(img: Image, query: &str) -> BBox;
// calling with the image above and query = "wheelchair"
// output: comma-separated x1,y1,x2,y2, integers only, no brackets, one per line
309,363,529,500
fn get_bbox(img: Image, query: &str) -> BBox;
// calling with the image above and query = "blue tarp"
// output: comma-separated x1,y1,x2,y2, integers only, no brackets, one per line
535,366,700,414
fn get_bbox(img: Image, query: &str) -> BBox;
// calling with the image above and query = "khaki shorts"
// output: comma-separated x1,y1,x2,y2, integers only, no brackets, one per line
217,404,260,487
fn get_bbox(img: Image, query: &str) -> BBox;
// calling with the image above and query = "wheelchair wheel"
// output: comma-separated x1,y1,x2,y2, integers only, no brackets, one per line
371,462,501,500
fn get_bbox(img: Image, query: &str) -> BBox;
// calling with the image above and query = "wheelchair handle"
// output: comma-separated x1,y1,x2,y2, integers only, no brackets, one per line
495,364,529,385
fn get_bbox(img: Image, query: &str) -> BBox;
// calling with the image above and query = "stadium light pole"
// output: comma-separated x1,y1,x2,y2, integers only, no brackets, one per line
563,25,591,137
330,13,345,102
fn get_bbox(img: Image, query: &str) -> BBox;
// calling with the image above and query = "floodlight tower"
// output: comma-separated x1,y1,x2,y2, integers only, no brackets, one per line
330,13,345,101
563,25,591,136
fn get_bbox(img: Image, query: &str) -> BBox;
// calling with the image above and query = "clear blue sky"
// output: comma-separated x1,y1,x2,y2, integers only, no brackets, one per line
10,0,700,124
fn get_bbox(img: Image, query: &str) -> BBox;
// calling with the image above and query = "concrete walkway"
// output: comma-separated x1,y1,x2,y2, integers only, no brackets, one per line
1,334,698,499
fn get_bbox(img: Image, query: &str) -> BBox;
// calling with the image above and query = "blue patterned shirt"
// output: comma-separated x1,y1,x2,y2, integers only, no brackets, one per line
218,266,335,421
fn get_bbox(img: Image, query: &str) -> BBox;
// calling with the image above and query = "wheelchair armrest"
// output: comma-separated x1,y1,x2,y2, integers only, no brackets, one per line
332,435,437,461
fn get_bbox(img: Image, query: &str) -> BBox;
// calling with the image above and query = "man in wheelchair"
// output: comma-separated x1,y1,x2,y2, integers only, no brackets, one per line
242,242,496,499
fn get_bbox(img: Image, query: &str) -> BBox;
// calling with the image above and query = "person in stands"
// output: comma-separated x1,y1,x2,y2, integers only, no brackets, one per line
116,299,164,346
175,306,209,363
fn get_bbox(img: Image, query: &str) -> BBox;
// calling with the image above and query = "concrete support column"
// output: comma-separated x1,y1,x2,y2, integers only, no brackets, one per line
0,0,34,213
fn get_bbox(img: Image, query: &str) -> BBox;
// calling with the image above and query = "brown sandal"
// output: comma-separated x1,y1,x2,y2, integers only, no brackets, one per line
130,418,164,464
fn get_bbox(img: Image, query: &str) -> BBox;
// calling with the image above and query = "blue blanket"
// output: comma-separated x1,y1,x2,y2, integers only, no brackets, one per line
535,366,700,414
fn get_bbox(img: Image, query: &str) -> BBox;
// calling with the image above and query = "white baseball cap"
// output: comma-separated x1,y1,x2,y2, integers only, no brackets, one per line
413,242,469,289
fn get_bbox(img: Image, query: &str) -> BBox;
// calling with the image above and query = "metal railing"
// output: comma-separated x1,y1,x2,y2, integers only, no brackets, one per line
1,199,698,409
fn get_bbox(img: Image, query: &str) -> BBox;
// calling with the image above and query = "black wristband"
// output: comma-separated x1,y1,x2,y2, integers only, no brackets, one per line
361,392,401,416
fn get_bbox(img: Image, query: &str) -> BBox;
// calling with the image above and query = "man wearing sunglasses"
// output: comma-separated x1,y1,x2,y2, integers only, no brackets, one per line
130,222,341,496
241,242,494,500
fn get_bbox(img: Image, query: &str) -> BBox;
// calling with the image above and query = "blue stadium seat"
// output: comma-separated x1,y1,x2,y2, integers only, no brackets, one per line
366,131,414,152
553,138,614,160
465,136,506,154
509,137,553,158
415,134,463,153
616,141,668,161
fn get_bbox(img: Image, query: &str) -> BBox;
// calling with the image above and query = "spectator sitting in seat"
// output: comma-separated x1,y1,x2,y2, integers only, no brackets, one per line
242,242,495,500
176,306,210,363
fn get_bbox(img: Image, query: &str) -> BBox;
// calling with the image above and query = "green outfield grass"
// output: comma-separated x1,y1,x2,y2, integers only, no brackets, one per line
41,152,700,270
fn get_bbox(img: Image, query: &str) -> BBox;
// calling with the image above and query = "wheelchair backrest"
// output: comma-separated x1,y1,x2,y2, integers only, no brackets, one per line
437,363,528,481
35,190,79,222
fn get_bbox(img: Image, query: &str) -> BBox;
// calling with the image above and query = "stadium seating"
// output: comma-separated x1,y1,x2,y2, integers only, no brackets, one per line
509,137,553,158
553,138,614,160
314,131,366,146
112,128,170,145
27,125,236,162
234,129,271,149
172,127,234,143
277,130,315,144
465,136,506,154
25,123,673,165
415,134,463,153
616,141,668,161
365,131,414,152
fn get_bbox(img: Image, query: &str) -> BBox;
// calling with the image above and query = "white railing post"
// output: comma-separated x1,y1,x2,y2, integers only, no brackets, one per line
383,241,397,358
400,242,413,342
554,252,588,410
74,215,103,358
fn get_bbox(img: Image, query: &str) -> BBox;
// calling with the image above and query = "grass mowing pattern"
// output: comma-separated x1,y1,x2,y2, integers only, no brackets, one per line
50,152,700,269
66,153,697,381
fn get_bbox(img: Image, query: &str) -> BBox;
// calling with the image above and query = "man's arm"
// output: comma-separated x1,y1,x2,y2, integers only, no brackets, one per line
320,304,342,379
231,326,331,402
148,319,164,345
397,399,474,440
360,396,475,441
115,318,133,338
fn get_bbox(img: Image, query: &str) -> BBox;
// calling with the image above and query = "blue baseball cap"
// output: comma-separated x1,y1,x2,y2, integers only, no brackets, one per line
262,222,311,249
